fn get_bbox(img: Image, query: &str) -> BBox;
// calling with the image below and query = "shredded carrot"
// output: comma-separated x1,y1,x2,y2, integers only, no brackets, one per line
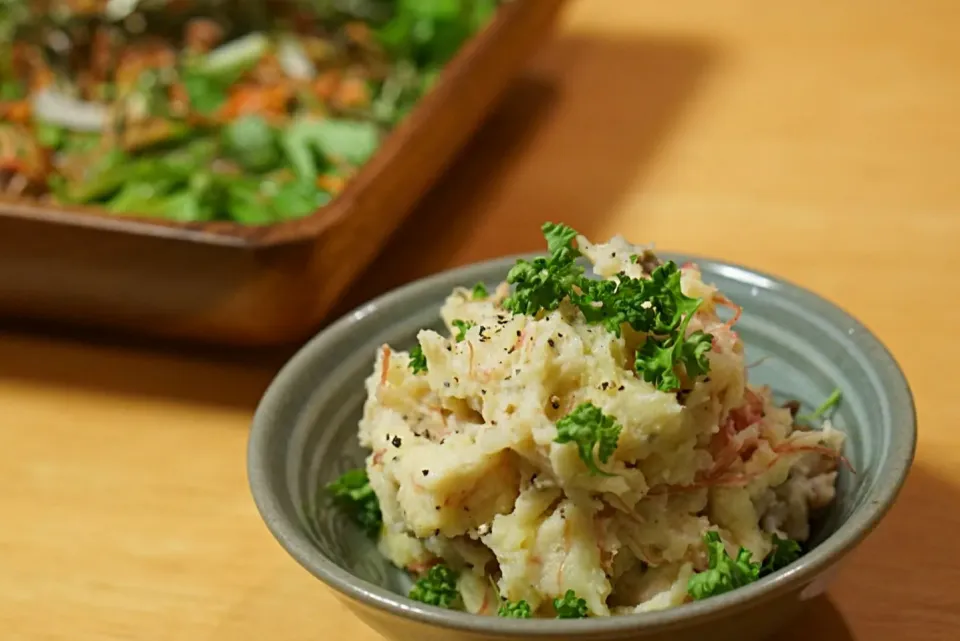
379,345,391,387
773,443,855,472
713,293,743,328
312,70,341,101
218,83,292,121
317,174,346,194
2,101,31,125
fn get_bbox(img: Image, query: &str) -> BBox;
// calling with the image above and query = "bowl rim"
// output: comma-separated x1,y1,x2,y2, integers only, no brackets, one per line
248,252,917,636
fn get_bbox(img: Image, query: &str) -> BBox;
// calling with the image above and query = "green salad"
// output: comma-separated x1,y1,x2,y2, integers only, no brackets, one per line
0,0,501,224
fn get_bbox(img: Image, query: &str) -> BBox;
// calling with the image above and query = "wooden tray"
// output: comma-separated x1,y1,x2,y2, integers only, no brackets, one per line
0,0,566,346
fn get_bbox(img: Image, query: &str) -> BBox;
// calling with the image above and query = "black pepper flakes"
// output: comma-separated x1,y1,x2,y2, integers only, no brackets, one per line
481,389,487,395
422,469,429,477
551,400,560,409
391,435,402,447
618,385,625,391
548,339,555,347
443,381,450,388
436,505,441,511
516,330,521,337
385,434,391,442
446,345,452,352
558,333,564,338
434,529,440,536
704,377,711,383
601,382,609,390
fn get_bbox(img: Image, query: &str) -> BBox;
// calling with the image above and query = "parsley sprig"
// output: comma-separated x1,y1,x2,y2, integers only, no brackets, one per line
553,589,588,618
687,532,803,601
408,344,428,374
760,534,802,577
502,223,714,391
554,402,621,476
471,282,489,299
326,469,382,537
497,599,533,618
451,319,475,342
409,564,460,608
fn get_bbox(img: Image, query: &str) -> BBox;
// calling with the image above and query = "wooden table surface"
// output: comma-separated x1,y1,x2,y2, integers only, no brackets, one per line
2,2,958,639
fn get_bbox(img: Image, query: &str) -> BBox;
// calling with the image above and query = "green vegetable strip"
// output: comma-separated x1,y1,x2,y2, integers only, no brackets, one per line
796,389,843,424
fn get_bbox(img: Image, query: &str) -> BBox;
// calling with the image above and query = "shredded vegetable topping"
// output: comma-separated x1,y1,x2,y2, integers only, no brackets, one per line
0,0,501,223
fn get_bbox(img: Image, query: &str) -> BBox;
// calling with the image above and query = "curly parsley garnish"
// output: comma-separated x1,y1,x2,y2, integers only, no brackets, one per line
471,282,489,299
326,469,382,537
498,599,533,618
688,532,803,600
451,319,475,342
409,564,460,608
760,534,802,576
554,402,621,476
502,222,714,391
553,589,588,618
408,344,427,374
687,531,760,600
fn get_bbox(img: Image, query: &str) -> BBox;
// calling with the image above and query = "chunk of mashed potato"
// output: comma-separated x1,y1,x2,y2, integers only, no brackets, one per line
356,233,844,617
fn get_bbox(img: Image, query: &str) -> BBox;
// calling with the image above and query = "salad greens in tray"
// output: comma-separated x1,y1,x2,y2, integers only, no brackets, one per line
0,0,502,225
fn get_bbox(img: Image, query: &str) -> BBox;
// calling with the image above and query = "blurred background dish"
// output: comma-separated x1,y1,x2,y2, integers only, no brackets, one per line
1,0,506,225
0,0,567,345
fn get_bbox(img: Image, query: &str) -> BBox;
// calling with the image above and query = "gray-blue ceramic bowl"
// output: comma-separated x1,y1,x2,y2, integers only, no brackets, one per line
248,253,916,641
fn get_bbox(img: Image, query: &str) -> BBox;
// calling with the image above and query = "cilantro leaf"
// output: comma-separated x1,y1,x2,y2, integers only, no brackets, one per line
497,599,533,618
451,319,475,342
796,389,842,424
760,535,801,576
471,282,488,299
409,344,428,374
554,403,621,476
326,469,382,537
687,531,761,600
553,590,588,618
409,564,460,608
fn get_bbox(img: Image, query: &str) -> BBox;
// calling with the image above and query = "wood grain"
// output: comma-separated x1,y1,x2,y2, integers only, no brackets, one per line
2,1,959,640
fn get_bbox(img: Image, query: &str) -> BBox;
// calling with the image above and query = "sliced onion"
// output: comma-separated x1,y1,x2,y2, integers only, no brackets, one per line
31,89,108,132
277,37,316,81
200,32,270,77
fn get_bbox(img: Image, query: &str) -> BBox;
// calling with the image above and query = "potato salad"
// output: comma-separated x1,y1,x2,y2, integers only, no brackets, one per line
327,223,846,618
